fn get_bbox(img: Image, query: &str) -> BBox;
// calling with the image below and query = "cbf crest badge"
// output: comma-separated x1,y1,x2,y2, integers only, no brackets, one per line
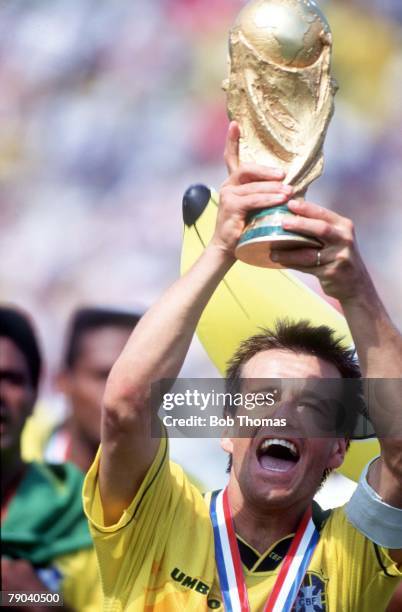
293,572,328,612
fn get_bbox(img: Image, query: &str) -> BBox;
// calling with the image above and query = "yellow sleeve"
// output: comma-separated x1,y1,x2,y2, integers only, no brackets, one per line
326,507,402,610
21,402,55,462
83,438,215,611
83,436,169,534
359,544,402,611
83,437,180,600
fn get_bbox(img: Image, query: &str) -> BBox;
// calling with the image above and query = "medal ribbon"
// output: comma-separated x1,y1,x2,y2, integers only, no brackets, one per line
210,488,319,612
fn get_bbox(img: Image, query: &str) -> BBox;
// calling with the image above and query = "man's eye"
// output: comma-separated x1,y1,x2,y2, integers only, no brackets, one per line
297,401,321,412
1,372,26,386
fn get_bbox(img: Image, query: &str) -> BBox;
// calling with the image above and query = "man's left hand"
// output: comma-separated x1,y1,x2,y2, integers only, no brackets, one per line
270,199,370,303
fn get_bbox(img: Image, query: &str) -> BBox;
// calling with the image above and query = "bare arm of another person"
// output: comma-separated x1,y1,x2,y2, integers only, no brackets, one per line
99,123,293,525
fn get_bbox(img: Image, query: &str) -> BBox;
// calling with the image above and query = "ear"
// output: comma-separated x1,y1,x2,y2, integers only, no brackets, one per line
326,438,347,470
220,435,234,454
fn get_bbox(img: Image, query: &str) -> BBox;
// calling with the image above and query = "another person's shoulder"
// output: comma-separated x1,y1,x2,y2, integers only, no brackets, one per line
4,460,86,522
27,460,86,496
21,401,63,463
5,461,92,552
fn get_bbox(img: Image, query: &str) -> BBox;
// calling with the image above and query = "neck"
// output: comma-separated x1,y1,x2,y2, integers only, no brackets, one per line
64,419,98,473
227,480,310,554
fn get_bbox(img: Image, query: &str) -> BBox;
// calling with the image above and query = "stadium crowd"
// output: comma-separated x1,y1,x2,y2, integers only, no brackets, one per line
1,0,402,609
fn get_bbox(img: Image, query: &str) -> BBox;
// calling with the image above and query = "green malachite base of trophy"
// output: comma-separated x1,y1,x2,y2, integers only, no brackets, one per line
235,205,322,269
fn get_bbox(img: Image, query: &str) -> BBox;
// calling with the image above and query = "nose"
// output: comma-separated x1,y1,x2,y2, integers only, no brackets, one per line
0,377,13,410
272,400,302,431
250,399,302,436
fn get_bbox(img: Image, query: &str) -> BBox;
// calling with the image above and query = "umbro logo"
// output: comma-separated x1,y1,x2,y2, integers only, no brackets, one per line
170,568,222,608
171,567,210,595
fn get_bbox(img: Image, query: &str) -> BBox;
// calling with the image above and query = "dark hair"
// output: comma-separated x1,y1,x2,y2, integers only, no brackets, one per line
63,307,141,369
224,319,360,473
0,305,42,390
226,319,360,393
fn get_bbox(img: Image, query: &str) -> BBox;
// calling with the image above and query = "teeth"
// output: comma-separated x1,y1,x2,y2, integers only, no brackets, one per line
260,438,298,457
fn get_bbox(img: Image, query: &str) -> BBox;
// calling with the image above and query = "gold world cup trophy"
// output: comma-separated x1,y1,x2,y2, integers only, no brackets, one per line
225,0,338,268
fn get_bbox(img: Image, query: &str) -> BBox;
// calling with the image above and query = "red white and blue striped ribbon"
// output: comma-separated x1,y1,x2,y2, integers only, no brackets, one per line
210,488,319,612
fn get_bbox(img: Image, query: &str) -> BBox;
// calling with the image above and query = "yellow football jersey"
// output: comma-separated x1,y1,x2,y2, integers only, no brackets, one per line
21,402,57,462
83,438,401,611
55,548,102,612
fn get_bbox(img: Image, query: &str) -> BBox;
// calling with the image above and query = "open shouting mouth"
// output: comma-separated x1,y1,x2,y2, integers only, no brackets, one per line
257,438,301,473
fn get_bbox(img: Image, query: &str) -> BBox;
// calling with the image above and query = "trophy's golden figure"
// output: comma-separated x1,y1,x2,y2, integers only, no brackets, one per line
225,0,338,268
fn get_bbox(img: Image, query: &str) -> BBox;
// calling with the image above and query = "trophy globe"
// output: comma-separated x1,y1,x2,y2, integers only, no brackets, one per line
225,0,338,268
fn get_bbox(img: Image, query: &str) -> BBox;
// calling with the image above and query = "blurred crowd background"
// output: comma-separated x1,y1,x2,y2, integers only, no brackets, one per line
1,0,402,488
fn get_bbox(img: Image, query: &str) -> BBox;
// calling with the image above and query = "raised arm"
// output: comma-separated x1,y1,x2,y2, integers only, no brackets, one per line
271,200,402,559
99,123,292,525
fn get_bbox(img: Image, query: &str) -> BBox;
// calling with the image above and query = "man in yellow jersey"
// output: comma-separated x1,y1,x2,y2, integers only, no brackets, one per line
1,306,101,611
83,123,402,611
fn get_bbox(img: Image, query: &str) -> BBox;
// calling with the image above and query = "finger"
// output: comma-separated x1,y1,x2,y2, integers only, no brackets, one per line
282,215,339,243
237,192,291,211
224,121,241,175
230,163,286,186
288,199,344,224
271,247,325,269
235,181,293,197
